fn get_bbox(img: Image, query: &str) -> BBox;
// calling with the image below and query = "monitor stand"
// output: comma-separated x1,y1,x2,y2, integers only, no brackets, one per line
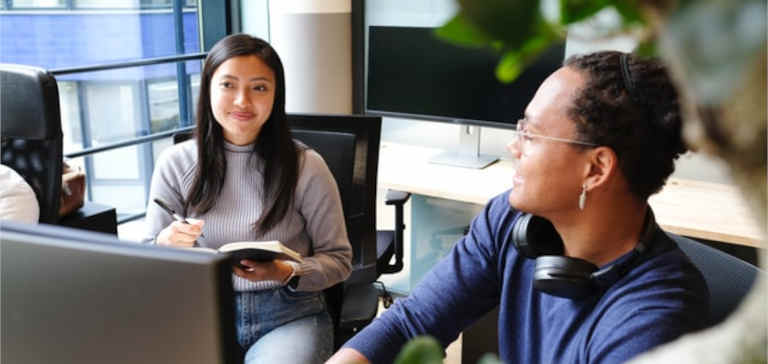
429,125,498,169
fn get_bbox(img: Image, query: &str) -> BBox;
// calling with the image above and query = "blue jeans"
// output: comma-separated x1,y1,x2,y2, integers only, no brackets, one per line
235,288,332,364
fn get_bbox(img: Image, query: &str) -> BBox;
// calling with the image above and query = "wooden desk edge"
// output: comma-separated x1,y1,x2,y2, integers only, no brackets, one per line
379,143,764,248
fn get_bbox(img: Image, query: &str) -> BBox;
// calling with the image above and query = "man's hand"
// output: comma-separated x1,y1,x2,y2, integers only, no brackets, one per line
325,348,371,364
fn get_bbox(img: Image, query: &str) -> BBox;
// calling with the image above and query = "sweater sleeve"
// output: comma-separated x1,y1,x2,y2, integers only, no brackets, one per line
142,142,194,244
0,164,40,224
291,150,352,291
343,193,510,364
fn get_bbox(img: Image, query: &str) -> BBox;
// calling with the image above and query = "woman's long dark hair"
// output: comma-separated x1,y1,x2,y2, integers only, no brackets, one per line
186,34,299,233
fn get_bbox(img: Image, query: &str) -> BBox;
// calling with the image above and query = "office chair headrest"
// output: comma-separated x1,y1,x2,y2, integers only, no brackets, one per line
1,64,62,140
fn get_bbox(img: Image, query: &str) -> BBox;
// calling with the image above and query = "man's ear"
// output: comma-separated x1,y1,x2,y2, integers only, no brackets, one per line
583,146,617,190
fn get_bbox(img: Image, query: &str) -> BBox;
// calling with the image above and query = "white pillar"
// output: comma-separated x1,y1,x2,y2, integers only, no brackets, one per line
268,0,352,114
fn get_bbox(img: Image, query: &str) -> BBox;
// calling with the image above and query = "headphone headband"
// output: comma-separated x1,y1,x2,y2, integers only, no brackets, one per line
514,208,659,299
620,53,636,96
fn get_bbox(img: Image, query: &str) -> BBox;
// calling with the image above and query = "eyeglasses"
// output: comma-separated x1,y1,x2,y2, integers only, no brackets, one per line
510,119,597,155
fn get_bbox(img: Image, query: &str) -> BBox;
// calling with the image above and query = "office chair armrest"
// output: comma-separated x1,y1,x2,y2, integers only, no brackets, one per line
385,189,410,206
378,190,410,275
59,201,118,235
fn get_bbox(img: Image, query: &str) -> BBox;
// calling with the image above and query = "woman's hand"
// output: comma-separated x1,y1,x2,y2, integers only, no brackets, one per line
234,259,294,283
156,218,204,247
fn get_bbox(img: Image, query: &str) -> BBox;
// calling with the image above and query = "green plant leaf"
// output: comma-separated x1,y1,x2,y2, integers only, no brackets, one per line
458,0,541,49
560,0,645,26
560,0,610,24
434,13,495,48
496,22,560,83
634,38,658,58
612,0,646,25
393,336,443,364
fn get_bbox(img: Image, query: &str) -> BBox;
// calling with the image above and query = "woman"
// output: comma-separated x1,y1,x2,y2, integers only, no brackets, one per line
145,34,352,364
329,51,707,364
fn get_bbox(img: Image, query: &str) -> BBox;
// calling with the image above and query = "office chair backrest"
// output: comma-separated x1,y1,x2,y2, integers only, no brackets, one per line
288,113,381,282
670,233,761,327
0,64,63,223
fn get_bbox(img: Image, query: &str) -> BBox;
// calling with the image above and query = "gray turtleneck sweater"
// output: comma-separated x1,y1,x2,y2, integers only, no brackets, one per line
144,140,352,292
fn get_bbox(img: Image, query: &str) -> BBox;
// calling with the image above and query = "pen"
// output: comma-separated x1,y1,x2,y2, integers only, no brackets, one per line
153,198,205,238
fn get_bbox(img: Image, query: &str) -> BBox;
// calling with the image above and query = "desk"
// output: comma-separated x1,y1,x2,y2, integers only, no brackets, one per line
378,142,764,248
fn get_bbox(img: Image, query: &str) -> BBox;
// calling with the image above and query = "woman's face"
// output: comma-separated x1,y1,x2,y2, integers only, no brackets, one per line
507,66,592,217
210,55,276,145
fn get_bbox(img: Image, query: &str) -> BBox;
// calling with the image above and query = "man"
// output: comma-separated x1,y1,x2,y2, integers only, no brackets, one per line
327,52,708,364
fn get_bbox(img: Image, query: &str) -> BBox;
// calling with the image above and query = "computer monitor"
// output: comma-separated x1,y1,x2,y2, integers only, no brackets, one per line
1,221,238,364
366,25,565,168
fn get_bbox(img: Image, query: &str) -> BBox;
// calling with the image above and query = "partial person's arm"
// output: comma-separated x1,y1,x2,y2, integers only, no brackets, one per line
0,164,39,224
291,150,353,291
338,193,511,364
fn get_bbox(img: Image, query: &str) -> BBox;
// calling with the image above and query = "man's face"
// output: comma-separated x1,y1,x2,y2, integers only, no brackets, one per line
507,66,593,218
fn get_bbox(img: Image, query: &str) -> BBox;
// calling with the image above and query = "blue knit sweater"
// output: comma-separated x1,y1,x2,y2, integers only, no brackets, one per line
344,191,708,364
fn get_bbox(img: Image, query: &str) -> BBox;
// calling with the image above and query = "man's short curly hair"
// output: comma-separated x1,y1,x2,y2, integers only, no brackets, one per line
564,51,687,200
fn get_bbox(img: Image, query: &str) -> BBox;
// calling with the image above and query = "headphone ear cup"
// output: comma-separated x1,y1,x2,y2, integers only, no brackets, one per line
512,213,538,258
513,214,564,258
533,256,597,299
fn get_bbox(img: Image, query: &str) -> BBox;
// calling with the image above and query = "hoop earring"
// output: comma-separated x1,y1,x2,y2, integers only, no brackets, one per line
578,184,587,211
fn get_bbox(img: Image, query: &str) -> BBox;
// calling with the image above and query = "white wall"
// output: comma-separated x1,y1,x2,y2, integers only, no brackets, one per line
246,0,353,114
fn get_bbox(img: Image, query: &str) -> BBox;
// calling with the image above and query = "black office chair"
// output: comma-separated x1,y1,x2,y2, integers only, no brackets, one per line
287,114,410,347
1,64,64,224
1,64,117,234
172,113,409,348
670,233,762,328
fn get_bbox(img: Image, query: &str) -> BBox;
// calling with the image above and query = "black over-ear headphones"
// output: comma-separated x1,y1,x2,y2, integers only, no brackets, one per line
512,211,656,299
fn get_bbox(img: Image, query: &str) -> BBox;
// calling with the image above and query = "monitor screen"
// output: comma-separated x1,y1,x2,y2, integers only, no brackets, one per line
367,26,565,129
1,221,238,364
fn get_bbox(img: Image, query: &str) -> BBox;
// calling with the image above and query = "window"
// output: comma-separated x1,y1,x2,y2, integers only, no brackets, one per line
7,0,197,9
0,0,215,221
11,0,66,8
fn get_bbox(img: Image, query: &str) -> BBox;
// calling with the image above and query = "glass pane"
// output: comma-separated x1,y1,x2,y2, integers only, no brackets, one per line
85,82,139,144
92,147,142,180
141,0,172,7
190,73,200,120
73,0,177,8
11,0,65,7
0,4,200,69
74,0,138,8
58,81,84,154
148,80,180,133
